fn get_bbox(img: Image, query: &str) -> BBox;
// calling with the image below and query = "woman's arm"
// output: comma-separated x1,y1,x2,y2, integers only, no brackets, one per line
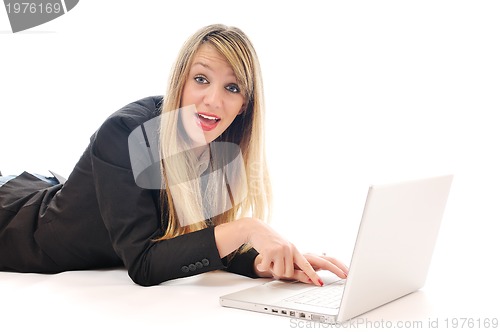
214,218,349,286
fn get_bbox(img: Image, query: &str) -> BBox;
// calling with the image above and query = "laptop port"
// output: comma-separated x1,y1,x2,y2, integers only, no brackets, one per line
271,309,278,313
290,311,295,317
299,312,306,318
311,314,325,322
281,310,287,315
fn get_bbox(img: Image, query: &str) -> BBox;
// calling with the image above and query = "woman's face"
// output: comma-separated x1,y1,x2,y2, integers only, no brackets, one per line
180,43,246,145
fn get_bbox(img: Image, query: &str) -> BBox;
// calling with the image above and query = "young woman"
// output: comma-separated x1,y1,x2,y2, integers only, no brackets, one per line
0,24,348,286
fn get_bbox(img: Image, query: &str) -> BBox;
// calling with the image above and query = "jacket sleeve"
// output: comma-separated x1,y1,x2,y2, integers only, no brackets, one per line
224,247,260,278
90,107,258,286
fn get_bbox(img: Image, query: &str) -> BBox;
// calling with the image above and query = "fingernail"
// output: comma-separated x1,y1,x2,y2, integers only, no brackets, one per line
318,278,324,286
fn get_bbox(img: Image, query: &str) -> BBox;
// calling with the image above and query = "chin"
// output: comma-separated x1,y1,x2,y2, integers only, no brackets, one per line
204,134,218,144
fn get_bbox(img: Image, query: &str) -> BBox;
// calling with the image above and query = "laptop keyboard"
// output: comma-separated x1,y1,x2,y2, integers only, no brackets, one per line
284,280,345,309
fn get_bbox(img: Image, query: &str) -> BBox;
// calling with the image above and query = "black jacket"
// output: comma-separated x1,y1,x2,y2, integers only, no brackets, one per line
0,96,259,286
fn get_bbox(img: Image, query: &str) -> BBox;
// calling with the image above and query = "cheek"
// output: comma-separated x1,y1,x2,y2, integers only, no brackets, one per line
227,97,245,117
181,83,200,106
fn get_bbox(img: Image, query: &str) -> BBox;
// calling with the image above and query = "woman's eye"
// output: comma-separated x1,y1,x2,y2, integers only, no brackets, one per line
226,84,240,93
194,76,208,84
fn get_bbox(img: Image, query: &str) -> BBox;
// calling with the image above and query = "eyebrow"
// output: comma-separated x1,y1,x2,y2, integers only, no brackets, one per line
192,62,212,70
191,61,238,81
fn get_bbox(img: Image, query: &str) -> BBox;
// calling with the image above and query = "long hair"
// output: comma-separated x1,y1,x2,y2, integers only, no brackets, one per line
156,24,272,243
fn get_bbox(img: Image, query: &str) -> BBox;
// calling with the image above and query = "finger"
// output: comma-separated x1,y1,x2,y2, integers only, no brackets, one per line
270,269,313,285
292,269,314,285
316,255,349,277
256,254,272,272
270,255,285,278
304,254,348,279
322,256,350,276
293,251,322,286
284,247,295,279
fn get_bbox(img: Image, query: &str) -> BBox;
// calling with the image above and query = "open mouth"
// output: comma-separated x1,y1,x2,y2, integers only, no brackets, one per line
196,112,221,131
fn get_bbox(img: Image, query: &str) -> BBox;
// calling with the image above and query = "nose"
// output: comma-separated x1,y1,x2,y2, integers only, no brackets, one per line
203,85,222,109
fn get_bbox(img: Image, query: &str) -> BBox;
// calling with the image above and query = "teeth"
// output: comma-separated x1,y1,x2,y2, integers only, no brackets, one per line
198,113,219,121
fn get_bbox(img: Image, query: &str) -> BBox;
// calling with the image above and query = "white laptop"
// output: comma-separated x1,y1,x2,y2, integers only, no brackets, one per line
220,175,453,324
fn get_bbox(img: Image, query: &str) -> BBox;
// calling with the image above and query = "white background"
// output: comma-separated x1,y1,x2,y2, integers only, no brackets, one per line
1,0,500,327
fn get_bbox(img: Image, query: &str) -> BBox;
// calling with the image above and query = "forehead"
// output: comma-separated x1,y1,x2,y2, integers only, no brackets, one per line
191,44,236,77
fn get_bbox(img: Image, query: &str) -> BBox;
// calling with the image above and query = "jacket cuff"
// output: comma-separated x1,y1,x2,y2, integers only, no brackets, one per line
224,247,260,279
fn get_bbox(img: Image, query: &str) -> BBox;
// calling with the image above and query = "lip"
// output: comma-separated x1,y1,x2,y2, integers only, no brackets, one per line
196,111,221,132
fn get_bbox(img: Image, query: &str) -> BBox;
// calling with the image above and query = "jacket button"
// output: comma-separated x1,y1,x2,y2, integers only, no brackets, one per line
195,261,203,269
181,266,189,273
188,264,196,271
202,258,209,266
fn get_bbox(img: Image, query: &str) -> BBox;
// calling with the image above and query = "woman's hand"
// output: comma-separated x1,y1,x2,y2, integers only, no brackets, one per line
254,252,349,286
214,217,349,286
245,219,349,286
302,252,349,278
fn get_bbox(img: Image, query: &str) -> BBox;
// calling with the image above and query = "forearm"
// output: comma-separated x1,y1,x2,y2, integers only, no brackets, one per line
121,227,227,286
215,218,285,278
213,218,252,258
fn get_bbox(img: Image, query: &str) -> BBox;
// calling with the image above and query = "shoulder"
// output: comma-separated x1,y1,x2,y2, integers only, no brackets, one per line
103,95,163,132
91,95,163,168
93,96,163,148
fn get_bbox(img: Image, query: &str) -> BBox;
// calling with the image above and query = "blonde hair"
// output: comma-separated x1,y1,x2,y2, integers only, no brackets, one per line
156,24,272,243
